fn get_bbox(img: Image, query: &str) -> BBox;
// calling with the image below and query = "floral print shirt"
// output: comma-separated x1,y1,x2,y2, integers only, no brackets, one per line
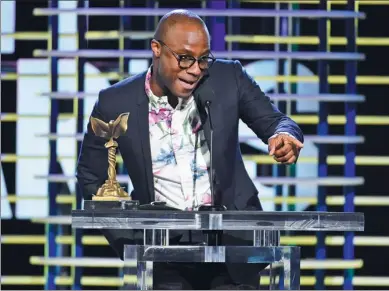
145,67,211,210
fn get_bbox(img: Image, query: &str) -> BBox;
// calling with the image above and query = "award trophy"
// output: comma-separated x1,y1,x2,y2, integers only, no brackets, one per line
90,112,131,201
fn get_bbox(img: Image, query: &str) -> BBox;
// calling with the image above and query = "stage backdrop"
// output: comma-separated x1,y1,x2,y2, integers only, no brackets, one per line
1,0,389,290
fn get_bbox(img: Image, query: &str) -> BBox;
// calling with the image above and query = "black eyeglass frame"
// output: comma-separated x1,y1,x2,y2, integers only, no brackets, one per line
154,39,216,70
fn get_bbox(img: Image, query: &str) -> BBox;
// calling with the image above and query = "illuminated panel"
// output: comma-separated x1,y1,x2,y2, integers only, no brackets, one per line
0,0,16,54
1,1,388,290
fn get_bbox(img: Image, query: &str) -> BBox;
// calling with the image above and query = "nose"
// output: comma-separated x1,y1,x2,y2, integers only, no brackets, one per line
186,61,202,77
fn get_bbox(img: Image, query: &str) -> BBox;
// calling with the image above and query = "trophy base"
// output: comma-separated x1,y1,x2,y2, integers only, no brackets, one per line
92,180,131,201
92,195,132,201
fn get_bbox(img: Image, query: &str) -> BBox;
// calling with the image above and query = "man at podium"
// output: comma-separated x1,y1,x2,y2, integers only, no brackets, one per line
77,9,304,290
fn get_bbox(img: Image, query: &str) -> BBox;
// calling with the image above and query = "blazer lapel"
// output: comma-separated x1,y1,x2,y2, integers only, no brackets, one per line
194,77,212,150
136,82,155,203
193,78,226,192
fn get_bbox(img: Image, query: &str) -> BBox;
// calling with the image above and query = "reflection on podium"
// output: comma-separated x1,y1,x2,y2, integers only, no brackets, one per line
72,201,364,290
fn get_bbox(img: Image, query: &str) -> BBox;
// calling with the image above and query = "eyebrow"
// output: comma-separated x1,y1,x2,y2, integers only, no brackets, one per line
159,39,211,57
178,47,211,57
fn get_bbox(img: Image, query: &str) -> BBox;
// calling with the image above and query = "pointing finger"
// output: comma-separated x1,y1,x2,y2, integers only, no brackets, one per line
291,138,304,149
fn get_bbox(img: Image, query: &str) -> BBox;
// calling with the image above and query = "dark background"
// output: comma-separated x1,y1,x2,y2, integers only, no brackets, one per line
1,0,388,290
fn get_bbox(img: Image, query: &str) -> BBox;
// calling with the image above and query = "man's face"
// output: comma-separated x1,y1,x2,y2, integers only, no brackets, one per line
152,23,211,98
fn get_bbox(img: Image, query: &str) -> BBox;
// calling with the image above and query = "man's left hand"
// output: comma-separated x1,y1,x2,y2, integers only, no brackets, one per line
268,134,304,164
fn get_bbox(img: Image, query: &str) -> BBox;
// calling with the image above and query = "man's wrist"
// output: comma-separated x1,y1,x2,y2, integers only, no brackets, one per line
268,132,298,142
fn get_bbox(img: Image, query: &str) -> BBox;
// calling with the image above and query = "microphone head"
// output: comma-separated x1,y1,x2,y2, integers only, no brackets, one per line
205,100,212,107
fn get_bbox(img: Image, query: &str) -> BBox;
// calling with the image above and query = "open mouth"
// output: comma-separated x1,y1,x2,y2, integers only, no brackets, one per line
178,78,197,90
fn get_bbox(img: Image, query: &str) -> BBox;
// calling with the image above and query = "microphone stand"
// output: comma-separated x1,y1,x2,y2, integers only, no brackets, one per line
198,100,226,246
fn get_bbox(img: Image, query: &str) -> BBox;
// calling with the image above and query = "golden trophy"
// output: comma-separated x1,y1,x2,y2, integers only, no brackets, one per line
90,112,131,201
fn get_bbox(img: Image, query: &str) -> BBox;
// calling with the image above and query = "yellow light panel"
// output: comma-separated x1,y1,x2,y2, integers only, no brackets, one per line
2,275,389,287
3,235,389,247
241,0,389,5
225,35,389,46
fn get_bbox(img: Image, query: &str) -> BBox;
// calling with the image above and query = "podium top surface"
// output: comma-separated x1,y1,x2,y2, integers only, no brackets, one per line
71,203,364,231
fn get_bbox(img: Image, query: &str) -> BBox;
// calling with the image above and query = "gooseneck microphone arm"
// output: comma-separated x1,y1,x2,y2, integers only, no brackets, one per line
198,98,226,247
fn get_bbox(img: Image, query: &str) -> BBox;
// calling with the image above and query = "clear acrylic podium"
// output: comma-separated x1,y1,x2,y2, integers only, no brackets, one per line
72,201,364,290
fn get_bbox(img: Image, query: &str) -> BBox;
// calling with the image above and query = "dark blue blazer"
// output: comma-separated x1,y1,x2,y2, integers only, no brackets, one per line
77,59,304,210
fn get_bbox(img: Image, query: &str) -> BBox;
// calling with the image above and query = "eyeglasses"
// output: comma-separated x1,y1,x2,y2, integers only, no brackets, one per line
155,39,215,70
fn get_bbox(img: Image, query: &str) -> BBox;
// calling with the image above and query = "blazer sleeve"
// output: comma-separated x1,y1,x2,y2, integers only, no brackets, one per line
233,60,304,143
76,90,109,200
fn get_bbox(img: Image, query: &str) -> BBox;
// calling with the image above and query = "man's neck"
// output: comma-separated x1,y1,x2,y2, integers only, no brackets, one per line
150,73,179,108
149,71,165,97
167,94,178,109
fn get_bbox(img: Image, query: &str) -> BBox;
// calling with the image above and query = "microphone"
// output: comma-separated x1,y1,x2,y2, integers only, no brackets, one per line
204,100,215,206
204,100,213,130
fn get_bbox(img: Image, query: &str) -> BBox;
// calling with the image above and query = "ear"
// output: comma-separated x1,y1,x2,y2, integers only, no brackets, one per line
151,40,161,58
